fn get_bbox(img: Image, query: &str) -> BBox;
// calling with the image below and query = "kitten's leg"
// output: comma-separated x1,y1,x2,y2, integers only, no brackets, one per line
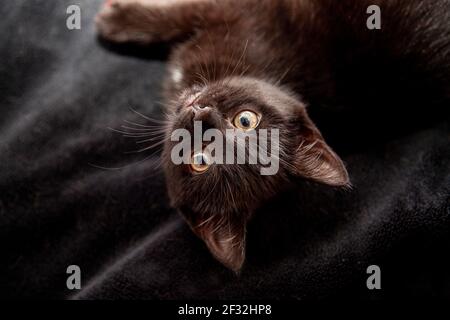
95,0,231,43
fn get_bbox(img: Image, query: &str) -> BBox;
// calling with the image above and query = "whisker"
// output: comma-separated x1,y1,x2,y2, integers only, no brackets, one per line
87,153,161,172
205,27,218,82
136,135,167,144
125,139,167,154
276,62,296,85
128,106,169,124
123,120,167,129
108,127,163,138
194,44,207,77
120,125,166,133
88,163,127,171
229,39,249,81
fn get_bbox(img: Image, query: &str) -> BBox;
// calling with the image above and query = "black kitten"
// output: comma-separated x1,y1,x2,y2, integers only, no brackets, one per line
96,0,450,271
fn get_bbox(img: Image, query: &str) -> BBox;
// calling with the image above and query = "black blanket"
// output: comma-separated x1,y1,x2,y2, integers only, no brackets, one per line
0,0,449,300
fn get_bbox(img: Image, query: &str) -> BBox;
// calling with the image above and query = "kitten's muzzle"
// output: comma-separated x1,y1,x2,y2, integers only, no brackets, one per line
189,104,211,121
185,104,224,131
190,103,209,112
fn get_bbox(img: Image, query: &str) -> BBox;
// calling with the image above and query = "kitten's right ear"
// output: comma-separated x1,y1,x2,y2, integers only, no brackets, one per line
292,113,350,187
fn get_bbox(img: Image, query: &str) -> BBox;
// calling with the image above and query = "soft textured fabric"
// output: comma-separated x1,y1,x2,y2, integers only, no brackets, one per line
0,0,449,300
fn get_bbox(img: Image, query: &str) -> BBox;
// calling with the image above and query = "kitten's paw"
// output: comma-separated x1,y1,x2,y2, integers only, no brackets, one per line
95,0,154,43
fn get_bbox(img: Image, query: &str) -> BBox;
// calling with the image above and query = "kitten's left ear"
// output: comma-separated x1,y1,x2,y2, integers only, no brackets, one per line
292,114,350,187
181,209,247,272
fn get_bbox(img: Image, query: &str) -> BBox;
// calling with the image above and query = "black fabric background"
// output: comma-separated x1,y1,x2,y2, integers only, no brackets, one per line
0,0,449,300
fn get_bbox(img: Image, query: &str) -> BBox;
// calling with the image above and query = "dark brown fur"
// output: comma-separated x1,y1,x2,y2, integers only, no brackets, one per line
96,0,450,271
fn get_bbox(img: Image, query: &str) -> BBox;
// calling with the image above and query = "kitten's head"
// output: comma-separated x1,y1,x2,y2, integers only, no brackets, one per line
162,77,349,272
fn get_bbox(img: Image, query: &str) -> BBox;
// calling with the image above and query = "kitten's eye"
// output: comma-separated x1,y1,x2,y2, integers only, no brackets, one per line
190,152,210,173
233,110,260,131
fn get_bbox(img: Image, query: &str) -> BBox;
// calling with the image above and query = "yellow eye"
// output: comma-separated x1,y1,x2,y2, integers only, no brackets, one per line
190,152,210,173
233,110,260,131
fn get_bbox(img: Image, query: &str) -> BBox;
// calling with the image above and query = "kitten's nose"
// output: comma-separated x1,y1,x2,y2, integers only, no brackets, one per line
191,104,211,120
190,104,221,129
191,104,208,112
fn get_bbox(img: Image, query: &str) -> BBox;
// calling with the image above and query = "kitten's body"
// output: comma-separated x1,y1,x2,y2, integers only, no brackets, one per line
96,0,450,271
98,0,449,105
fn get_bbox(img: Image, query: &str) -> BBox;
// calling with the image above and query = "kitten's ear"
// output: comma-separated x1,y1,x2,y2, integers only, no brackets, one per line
292,115,350,187
181,209,246,272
